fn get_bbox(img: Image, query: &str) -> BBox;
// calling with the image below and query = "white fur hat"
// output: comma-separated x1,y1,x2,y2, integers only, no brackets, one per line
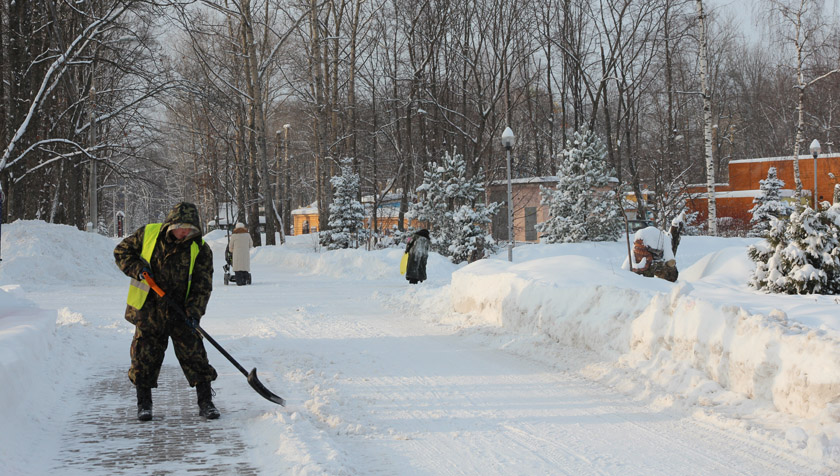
235,222,245,229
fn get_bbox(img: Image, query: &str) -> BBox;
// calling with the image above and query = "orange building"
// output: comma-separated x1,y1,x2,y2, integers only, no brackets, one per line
290,194,419,236
686,153,840,230
487,177,558,243
291,202,319,235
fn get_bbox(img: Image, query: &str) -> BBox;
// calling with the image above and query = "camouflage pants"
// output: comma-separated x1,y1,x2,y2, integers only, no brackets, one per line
641,260,679,282
129,320,218,388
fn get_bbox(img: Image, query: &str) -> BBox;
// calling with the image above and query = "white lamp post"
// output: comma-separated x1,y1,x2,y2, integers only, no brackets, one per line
501,127,515,262
811,139,822,207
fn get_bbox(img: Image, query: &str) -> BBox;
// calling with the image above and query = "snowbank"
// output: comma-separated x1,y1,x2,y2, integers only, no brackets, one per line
0,220,123,287
448,238,840,457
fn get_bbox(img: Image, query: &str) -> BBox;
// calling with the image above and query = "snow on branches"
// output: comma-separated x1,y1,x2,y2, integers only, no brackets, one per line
409,151,500,263
536,130,622,243
748,203,840,294
748,167,794,238
320,158,366,249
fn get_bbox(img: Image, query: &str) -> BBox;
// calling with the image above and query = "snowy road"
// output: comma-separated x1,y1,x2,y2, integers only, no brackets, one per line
22,254,824,476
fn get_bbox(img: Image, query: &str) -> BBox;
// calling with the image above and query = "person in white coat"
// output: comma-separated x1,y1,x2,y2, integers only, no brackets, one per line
228,222,253,285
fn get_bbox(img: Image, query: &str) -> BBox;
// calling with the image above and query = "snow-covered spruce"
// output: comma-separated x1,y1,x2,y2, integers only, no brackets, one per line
748,203,840,294
320,158,366,249
536,130,623,243
408,151,500,263
748,167,794,238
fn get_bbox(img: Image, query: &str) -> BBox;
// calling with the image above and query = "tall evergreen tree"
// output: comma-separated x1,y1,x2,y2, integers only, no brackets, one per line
536,130,622,243
748,167,794,237
320,158,365,249
409,151,500,263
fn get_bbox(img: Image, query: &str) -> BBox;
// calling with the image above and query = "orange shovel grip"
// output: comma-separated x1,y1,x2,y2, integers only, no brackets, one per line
141,271,166,298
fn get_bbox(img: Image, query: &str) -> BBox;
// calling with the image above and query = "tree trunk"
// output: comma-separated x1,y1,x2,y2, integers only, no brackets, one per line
696,0,717,235
241,0,275,245
310,0,329,232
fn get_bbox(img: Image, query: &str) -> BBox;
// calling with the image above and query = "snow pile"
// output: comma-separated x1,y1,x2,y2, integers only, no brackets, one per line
0,220,123,287
446,238,840,458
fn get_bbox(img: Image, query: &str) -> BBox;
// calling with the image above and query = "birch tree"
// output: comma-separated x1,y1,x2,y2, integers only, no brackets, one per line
695,0,717,234
767,0,840,205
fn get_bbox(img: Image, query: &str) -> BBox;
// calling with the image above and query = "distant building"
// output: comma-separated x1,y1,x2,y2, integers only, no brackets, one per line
686,153,840,233
206,202,266,232
290,192,419,236
486,177,558,243
291,202,319,235
206,202,240,231
486,176,620,243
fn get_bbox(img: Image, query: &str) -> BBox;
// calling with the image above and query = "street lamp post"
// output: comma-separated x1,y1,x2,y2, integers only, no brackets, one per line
501,127,515,262
811,139,822,208
283,124,291,236
88,85,97,232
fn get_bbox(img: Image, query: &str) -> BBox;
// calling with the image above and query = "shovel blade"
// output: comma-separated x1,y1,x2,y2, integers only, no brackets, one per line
247,368,286,406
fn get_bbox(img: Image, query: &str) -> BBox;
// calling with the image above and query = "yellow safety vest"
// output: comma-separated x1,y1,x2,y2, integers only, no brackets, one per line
126,223,203,310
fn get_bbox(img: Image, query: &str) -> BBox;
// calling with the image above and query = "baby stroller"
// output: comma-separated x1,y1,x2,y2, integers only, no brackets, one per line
223,247,234,285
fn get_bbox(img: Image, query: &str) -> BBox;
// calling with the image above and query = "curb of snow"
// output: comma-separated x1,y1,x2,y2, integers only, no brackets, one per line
450,259,840,421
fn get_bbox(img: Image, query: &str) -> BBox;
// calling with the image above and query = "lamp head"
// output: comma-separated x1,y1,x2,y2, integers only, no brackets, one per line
501,127,515,150
810,139,821,158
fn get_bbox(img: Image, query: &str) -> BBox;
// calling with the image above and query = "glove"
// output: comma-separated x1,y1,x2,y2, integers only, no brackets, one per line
138,266,152,281
185,310,200,330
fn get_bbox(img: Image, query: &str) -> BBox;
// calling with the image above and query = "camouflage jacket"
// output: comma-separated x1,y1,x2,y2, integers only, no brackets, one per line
114,202,213,327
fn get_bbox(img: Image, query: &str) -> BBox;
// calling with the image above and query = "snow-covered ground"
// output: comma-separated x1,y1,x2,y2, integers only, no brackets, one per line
0,220,838,474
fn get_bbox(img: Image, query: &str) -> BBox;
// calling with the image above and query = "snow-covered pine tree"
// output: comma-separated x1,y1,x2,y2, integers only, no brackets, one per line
748,167,794,237
97,216,109,236
748,203,840,294
535,130,623,243
448,205,495,263
408,151,500,263
320,158,365,249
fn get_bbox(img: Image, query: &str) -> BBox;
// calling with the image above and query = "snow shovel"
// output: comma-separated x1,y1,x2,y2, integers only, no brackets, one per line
142,272,286,406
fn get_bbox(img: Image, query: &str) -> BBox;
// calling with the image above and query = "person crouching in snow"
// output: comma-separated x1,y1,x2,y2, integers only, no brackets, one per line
630,213,685,282
405,229,430,284
229,222,253,285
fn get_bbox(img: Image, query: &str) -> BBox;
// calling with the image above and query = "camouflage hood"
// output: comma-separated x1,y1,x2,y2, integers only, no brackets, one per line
163,202,202,240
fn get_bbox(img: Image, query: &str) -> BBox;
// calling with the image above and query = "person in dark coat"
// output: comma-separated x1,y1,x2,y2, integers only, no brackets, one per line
405,229,430,284
114,202,220,421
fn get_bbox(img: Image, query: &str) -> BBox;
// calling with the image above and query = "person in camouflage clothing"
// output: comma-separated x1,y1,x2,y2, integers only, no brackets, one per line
114,202,220,421
630,213,685,283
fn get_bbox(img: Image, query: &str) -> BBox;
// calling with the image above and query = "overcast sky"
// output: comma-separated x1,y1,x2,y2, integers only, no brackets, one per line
708,0,840,43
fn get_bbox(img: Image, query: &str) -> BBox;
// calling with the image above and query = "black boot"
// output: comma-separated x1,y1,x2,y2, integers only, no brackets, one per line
196,382,220,419
136,386,153,421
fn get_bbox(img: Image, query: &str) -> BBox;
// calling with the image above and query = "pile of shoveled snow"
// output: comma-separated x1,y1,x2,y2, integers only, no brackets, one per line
443,238,840,462
0,220,123,287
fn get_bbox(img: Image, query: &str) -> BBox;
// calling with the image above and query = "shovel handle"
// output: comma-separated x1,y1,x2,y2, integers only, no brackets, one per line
140,271,285,406
142,271,166,298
